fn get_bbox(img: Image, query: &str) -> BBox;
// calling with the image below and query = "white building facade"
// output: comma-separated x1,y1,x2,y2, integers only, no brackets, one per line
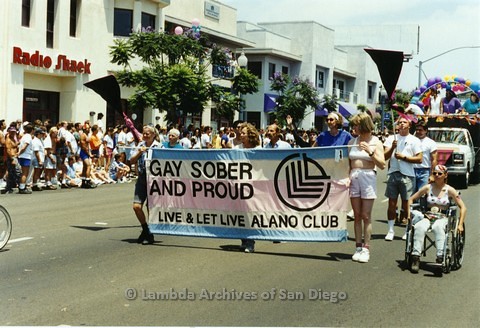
1,0,416,131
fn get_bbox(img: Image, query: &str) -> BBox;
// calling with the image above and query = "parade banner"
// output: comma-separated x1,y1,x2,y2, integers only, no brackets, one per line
147,147,350,242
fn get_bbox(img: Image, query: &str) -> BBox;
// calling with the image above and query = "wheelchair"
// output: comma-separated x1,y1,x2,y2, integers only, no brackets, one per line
404,196,465,273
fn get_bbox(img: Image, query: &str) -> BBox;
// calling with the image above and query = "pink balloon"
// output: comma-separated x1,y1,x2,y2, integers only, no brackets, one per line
192,18,200,27
174,26,183,35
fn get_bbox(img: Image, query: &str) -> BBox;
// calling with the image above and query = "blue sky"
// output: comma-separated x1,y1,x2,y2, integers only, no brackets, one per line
221,0,480,92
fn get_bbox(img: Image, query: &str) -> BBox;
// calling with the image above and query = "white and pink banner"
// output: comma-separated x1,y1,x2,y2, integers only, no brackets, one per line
147,147,350,242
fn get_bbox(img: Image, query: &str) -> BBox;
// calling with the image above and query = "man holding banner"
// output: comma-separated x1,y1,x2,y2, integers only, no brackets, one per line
131,125,160,244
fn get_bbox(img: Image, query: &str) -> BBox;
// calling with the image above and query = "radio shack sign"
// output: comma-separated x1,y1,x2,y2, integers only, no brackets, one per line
12,46,91,74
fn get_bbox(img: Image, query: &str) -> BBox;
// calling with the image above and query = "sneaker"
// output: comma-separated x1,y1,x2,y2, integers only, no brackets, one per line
61,183,71,189
18,188,32,194
411,255,420,273
44,184,57,190
385,231,395,241
352,247,363,261
436,255,443,264
347,209,354,220
32,185,43,191
358,248,370,263
244,240,255,253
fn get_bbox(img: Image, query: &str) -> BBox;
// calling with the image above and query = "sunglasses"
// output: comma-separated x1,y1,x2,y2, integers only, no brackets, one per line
432,172,444,176
327,118,335,122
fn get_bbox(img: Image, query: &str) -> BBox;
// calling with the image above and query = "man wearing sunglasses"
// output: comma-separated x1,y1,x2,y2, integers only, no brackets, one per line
383,117,423,241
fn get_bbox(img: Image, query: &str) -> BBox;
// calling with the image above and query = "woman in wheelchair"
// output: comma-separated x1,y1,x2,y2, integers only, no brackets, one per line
406,164,466,273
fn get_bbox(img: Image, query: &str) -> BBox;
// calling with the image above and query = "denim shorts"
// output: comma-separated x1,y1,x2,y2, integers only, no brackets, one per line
385,171,414,200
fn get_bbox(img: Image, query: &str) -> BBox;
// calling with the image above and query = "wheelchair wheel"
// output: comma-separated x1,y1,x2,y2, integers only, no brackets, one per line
452,225,465,270
404,224,414,268
0,205,13,250
442,248,452,274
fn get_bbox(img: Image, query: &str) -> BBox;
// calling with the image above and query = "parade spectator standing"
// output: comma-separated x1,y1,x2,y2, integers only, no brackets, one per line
162,128,183,149
413,121,437,193
407,165,466,273
425,88,441,116
348,113,386,263
89,125,102,160
264,123,291,149
234,123,262,253
441,89,461,114
179,131,192,149
461,92,480,114
17,124,34,194
228,120,244,148
103,127,115,172
43,127,58,190
219,127,230,148
31,128,46,191
383,117,423,240
5,126,21,194
201,126,213,149
130,125,161,244
313,112,352,147
79,123,96,189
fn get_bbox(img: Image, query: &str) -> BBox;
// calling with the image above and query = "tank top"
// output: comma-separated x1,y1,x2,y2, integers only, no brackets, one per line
348,137,375,161
426,184,450,206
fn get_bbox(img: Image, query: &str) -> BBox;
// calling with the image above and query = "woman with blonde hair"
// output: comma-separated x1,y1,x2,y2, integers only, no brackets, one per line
235,123,261,252
348,112,386,263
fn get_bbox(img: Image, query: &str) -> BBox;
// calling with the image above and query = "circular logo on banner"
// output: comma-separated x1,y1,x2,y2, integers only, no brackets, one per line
274,153,331,211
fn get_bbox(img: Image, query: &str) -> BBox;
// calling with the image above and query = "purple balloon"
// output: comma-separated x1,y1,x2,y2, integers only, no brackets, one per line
435,76,442,83
427,77,436,87
416,101,424,108
414,89,421,96
441,82,447,88
457,77,466,84
419,85,427,93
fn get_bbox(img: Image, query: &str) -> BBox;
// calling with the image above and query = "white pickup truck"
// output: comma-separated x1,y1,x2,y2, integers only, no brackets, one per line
427,127,476,189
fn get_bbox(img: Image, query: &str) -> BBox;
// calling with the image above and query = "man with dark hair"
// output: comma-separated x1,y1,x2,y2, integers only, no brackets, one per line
383,117,422,240
413,120,437,193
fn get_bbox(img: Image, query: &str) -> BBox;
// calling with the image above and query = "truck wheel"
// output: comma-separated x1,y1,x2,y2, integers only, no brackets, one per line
457,170,469,189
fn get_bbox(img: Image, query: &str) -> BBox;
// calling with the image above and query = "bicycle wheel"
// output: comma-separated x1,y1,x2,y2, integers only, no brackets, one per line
0,205,12,250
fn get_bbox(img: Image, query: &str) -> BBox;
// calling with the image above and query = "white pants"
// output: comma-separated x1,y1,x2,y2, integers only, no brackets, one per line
411,210,447,257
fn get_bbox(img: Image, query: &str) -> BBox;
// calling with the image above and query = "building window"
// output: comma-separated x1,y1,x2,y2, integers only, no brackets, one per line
368,84,374,100
268,63,276,79
141,12,155,31
282,66,289,75
22,0,31,27
46,0,55,48
70,0,79,37
317,71,324,88
248,62,262,79
114,8,133,37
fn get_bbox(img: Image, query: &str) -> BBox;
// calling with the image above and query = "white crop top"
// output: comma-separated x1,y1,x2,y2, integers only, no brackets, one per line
348,137,374,161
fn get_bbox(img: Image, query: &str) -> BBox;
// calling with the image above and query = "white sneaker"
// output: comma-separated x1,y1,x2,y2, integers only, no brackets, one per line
352,247,362,261
385,231,394,241
358,248,370,263
347,209,354,220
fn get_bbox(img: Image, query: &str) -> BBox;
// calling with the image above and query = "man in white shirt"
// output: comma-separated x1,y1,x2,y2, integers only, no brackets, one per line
383,117,423,241
413,120,437,193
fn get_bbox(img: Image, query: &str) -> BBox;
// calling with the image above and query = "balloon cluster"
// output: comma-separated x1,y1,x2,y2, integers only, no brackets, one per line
411,75,480,109
191,18,201,37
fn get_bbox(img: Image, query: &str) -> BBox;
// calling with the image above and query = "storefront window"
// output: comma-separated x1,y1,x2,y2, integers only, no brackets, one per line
141,12,155,31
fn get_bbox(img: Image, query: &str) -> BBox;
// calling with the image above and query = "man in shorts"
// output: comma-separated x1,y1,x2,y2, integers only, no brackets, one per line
383,117,422,241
